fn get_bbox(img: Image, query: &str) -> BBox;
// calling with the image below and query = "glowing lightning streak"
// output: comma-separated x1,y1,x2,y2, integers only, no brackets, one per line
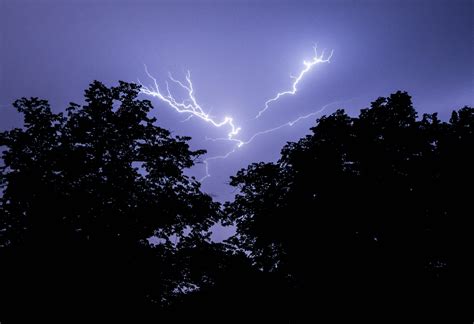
207,104,334,147
255,45,333,119
200,149,238,182
139,47,335,182
180,115,194,122
242,104,332,146
200,101,343,181
139,65,241,140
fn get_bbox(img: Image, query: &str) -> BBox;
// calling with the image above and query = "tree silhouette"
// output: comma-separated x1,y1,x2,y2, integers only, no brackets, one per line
1,86,472,321
0,81,220,317
224,92,473,319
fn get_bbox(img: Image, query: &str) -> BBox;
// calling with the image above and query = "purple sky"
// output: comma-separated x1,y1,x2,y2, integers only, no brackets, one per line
1,0,473,215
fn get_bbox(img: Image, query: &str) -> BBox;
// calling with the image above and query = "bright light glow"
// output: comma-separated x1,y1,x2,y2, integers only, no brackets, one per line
140,65,241,141
199,101,341,181
255,45,333,119
139,46,334,182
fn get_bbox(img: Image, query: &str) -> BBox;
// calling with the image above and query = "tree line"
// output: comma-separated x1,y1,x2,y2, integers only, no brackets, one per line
1,81,472,321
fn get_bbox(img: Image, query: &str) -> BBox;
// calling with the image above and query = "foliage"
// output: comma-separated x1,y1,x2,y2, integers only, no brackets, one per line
0,81,220,314
1,86,471,319
225,92,473,317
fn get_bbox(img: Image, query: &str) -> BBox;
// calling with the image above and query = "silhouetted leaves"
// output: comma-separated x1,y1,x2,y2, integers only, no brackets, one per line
0,81,219,316
1,87,472,320
225,91,473,318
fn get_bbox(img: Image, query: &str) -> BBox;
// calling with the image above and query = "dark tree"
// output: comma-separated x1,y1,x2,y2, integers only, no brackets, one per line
224,92,473,320
2,85,472,321
0,81,220,317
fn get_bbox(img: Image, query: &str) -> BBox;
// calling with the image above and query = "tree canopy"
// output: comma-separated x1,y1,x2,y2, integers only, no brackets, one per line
0,81,221,316
1,85,472,321
224,92,473,319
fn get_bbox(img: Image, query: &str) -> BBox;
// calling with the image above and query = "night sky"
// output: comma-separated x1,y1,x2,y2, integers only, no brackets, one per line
1,0,473,219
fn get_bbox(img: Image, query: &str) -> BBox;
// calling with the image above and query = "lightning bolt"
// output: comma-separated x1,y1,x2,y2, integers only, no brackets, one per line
139,65,241,141
180,115,194,123
139,46,335,182
205,103,336,148
199,101,341,181
200,148,238,182
255,45,333,119
240,103,334,146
